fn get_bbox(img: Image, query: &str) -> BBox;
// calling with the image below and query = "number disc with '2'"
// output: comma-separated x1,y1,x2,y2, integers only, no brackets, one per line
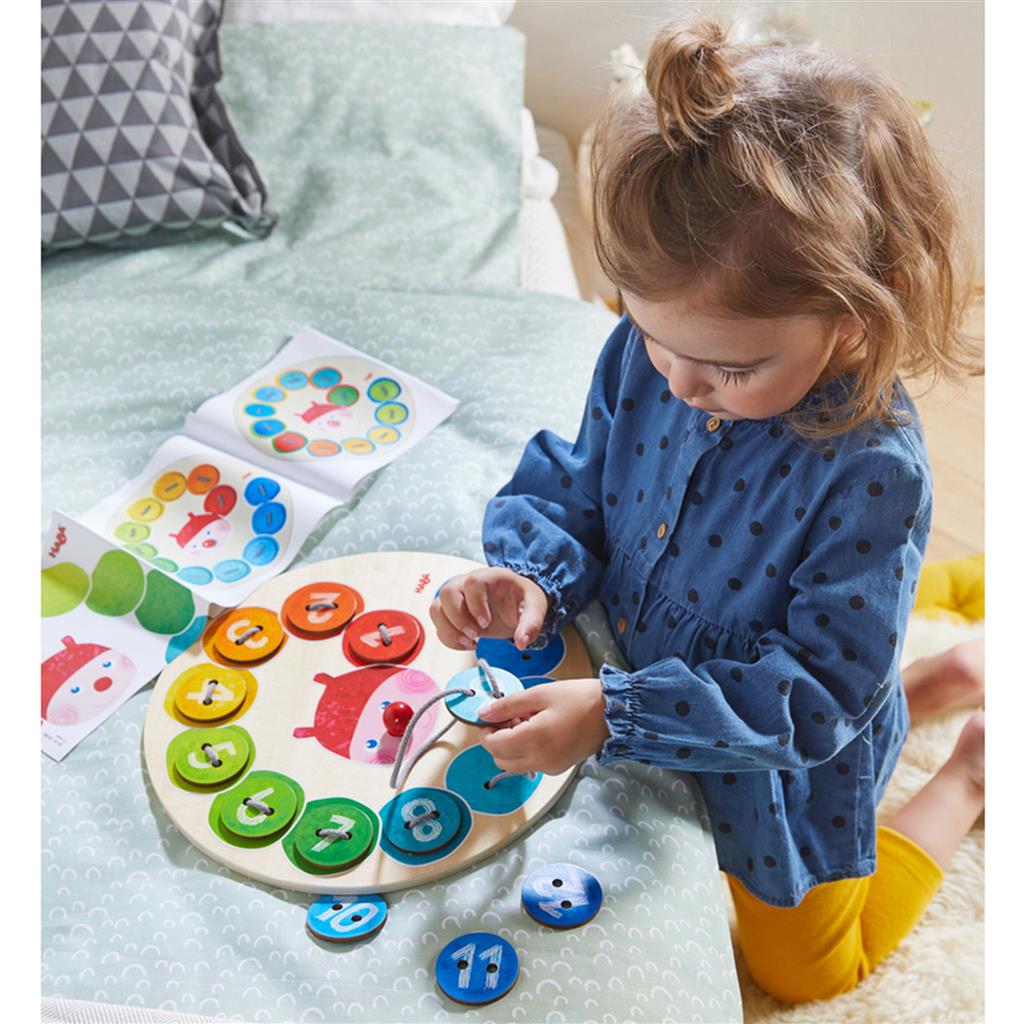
435,931,518,1005
521,862,603,929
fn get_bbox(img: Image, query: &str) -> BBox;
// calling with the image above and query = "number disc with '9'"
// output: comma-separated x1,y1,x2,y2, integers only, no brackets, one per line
435,931,518,1005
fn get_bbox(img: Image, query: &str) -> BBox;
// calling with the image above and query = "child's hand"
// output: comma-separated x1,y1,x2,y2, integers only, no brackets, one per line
476,678,610,776
430,567,549,651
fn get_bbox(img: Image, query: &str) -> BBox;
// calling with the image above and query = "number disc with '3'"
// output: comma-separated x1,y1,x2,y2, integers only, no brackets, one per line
435,931,518,1005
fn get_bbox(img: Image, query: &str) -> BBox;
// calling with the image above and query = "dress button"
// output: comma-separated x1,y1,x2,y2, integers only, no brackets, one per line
656,523,668,539
616,617,628,634
706,416,722,432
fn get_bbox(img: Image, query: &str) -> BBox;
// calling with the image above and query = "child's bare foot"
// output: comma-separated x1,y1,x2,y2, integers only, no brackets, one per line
902,639,984,723
944,709,985,799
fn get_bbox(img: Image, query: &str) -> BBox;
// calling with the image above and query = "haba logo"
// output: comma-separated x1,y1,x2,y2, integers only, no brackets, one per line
414,573,431,594
48,525,68,559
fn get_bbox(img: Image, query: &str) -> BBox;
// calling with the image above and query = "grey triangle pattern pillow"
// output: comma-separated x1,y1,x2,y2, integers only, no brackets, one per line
41,0,276,252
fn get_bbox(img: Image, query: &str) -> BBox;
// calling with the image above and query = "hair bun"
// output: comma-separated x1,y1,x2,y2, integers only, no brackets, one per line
645,19,738,148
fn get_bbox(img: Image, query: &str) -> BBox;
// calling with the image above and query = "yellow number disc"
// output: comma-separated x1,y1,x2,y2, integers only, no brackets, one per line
127,497,164,522
173,664,249,722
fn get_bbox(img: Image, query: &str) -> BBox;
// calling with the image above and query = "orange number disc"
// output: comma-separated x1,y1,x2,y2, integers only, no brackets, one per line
343,609,424,665
282,582,363,639
211,607,285,664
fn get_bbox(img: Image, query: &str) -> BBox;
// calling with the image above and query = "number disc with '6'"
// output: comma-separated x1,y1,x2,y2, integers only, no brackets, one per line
435,931,518,1005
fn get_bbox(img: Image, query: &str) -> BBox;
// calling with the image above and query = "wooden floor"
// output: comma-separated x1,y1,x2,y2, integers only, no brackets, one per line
904,296,985,562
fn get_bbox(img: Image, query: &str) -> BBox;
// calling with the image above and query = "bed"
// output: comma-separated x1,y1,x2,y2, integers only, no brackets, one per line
41,9,742,1023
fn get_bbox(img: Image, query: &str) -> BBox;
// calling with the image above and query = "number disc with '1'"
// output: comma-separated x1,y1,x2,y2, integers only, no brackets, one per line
435,931,518,1005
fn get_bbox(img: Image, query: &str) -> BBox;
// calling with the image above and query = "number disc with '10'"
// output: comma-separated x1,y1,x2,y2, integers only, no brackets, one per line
435,931,518,1005
521,862,603,929
306,893,387,943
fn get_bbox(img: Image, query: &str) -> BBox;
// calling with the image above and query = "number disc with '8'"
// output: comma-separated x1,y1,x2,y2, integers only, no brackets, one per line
435,931,518,1005
380,786,465,854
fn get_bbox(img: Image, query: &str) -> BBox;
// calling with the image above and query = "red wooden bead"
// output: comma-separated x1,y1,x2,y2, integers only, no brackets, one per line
383,701,414,737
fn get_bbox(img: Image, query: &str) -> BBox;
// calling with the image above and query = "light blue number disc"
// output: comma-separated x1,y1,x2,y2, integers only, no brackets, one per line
278,371,308,389
243,535,279,566
244,478,281,505
177,566,213,585
521,862,603,929
214,559,250,583
251,419,285,437
445,665,523,725
435,932,519,1005
310,367,342,389
165,615,207,663
251,501,287,535
244,403,276,417
445,744,541,815
475,634,565,678
255,386,285,402
306,893,387,943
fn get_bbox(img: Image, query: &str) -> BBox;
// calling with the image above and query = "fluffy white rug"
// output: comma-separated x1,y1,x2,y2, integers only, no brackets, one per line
727,616,985,1023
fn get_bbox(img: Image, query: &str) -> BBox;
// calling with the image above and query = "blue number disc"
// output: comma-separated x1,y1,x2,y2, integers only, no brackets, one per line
435,932,518,1005
243,535,280,566
445,666,523,725
177,566,213,585
306,893,387,943
522,676,554,689
475,634,565,678
380,787,465,854
445,744,541,815
521,862,603,929
251,501,287,535
374,401,409,425
251,419,285,437
255,386,285,402
378,789,472,866
278,371,308,389
244,478,281,505
310,367,342,389
244,403,276,418
214,559,250,583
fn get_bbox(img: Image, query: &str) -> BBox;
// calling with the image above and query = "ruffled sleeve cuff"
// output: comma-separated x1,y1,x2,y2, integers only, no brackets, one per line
596,662,638,764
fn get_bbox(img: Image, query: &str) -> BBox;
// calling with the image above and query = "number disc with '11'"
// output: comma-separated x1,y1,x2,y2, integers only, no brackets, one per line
435,931,519,1005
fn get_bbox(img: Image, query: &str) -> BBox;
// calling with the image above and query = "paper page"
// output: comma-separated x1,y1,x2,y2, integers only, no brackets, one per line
81,435,338,607
183,325,459,501
41,512,211,761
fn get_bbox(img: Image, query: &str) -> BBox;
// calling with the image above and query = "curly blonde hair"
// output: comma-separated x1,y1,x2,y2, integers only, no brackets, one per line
591,18,981,438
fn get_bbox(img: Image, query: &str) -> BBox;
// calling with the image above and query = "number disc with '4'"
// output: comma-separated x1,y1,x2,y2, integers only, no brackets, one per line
521,862,603,929
435,931,518,1005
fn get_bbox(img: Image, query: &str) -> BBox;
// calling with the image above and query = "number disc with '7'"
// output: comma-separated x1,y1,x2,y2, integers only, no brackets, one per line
435,931,518,1005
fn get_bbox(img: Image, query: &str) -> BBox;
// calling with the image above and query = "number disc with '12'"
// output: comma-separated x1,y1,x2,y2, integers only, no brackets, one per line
435,931,518,1005
521,862,603,929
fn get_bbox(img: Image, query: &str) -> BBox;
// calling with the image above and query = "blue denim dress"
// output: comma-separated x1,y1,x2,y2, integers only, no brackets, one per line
482,315,932,907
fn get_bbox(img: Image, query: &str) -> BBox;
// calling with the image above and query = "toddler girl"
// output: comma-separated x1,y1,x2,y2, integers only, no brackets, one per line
430,18,983,1003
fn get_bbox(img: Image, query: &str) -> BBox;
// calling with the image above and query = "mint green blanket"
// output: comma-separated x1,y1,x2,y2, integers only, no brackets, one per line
42,21,741,1023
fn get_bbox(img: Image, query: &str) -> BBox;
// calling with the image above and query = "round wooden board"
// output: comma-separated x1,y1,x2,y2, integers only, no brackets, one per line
142,551,592,893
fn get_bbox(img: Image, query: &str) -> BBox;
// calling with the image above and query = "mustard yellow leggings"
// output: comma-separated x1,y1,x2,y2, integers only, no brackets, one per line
727,826,944,1004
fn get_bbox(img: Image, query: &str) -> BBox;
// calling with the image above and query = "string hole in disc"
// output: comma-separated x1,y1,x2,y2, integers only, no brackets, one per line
457,960,469,970
486,964,499,974
560,900,572,909
331,904,343,911
352,915,363,922
552,878,563,887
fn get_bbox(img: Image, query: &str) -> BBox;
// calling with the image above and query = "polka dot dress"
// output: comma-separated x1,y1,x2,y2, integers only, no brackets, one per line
483,316,931,907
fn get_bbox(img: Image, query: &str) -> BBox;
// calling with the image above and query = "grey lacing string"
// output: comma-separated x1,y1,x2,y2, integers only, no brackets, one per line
477,658,503,699
484,769,536,789
200,742,222,767
235,625,262,644
242,796,273,816
388,686,474,790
